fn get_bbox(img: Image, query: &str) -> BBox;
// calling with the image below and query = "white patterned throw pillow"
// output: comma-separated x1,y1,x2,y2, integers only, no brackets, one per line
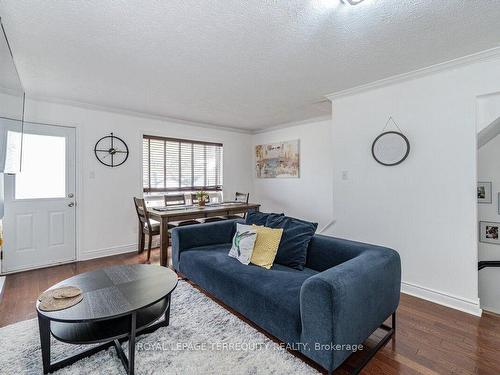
228,223,258,265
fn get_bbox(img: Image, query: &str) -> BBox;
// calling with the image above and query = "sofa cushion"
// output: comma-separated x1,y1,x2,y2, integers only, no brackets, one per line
179,244,318,344
250,225,283,269
245,211,283,226
265,215,318,270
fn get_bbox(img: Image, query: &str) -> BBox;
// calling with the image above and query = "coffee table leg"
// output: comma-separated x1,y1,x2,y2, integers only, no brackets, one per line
129,312,136,375
38,314,51,374
165,294,171,326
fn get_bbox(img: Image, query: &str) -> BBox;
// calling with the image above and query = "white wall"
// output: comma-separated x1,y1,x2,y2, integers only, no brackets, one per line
477,92,500,132
22,98,253,260
252,119,334,230
477,134,500,313
0,91,24,218
328,56,500,316
0,91,23,275
0,91,24,121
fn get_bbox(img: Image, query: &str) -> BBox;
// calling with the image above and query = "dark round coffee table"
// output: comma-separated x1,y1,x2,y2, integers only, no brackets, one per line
36,264,178,375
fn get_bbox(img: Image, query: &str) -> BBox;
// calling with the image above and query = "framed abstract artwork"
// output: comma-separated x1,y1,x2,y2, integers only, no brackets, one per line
255,140,299,178
477,181,492,203
479,221,500,245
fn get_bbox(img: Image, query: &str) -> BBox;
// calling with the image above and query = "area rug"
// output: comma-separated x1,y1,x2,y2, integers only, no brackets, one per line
0,281,319,374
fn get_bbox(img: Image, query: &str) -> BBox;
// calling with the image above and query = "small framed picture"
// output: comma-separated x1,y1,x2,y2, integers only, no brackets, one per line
477,181,492,203
479,221,500,244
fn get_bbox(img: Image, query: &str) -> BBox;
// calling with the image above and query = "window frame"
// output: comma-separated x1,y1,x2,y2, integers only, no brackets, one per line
143,134,223,193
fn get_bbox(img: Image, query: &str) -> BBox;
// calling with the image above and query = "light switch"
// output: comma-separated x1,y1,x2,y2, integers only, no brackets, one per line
342,170,349,180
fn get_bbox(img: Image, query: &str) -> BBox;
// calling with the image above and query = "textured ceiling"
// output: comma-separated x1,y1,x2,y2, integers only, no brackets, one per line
2,0,500,130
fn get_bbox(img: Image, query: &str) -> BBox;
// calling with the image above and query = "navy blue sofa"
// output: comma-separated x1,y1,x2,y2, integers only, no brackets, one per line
171,219,401,374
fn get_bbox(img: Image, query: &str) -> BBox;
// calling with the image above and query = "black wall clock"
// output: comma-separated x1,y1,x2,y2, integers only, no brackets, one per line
94,133,129,167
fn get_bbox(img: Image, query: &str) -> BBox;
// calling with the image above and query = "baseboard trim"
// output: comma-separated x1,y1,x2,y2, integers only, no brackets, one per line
0,276,5,302
0,259,77,275
79,243,138,261
318,219,337,234
151,238,160,248
401,281,482,317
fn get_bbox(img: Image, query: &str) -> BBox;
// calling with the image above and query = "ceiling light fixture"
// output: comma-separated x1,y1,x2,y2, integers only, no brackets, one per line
340,0,365,5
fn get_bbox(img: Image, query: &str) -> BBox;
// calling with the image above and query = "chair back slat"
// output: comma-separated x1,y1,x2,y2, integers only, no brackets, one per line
235,192,249,204
165,194,186,206
233,192,250,219
133,197,152,231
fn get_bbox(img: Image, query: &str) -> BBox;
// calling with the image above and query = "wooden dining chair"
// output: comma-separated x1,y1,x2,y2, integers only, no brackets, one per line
165,194,200,226
165,194,186,207
133,197,159,263
235,192,250,204
225,192,250,219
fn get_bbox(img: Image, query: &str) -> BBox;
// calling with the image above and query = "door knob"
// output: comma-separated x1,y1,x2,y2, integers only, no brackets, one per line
68,193,74,198
68,202,75,207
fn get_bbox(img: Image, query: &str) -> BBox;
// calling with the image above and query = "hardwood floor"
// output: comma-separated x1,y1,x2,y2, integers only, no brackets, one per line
1,248,500,375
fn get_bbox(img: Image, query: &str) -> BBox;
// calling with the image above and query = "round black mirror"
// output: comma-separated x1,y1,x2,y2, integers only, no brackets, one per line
371,131,410,166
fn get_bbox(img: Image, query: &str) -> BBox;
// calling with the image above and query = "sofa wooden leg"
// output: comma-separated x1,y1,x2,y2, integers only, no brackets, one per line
349,312,396,375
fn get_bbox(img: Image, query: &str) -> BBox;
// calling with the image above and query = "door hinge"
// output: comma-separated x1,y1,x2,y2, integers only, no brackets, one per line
0,250,2,261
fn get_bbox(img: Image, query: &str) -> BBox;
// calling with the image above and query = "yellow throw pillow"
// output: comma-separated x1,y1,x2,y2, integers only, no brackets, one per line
250,224,283,269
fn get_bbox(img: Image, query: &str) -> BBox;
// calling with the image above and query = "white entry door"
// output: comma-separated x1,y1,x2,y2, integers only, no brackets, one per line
3,123,76,273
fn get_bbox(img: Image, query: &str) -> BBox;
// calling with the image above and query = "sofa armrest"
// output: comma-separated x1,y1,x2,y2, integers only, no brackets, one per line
299,246,401,372
171,219,243,270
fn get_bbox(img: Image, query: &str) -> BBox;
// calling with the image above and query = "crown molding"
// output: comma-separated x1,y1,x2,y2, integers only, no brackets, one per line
476,90,500,99
252,115,332,134
0,86,23,97
25,94,333,135
25,94,253,134
326,45,500,101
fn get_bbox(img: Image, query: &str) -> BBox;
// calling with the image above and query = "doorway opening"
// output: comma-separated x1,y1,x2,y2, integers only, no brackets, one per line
477,115,500,315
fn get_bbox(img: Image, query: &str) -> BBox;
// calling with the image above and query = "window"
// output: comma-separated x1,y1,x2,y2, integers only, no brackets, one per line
15,133,66,199
143,135,223,193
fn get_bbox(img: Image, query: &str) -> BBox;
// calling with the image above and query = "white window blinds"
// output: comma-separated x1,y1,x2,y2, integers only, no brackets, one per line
143,135,223,192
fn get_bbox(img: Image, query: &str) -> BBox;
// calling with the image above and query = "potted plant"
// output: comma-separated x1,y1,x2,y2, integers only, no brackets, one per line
196,190,209,207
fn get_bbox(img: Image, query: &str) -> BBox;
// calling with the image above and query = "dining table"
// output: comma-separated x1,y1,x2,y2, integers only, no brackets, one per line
145,202,261,267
